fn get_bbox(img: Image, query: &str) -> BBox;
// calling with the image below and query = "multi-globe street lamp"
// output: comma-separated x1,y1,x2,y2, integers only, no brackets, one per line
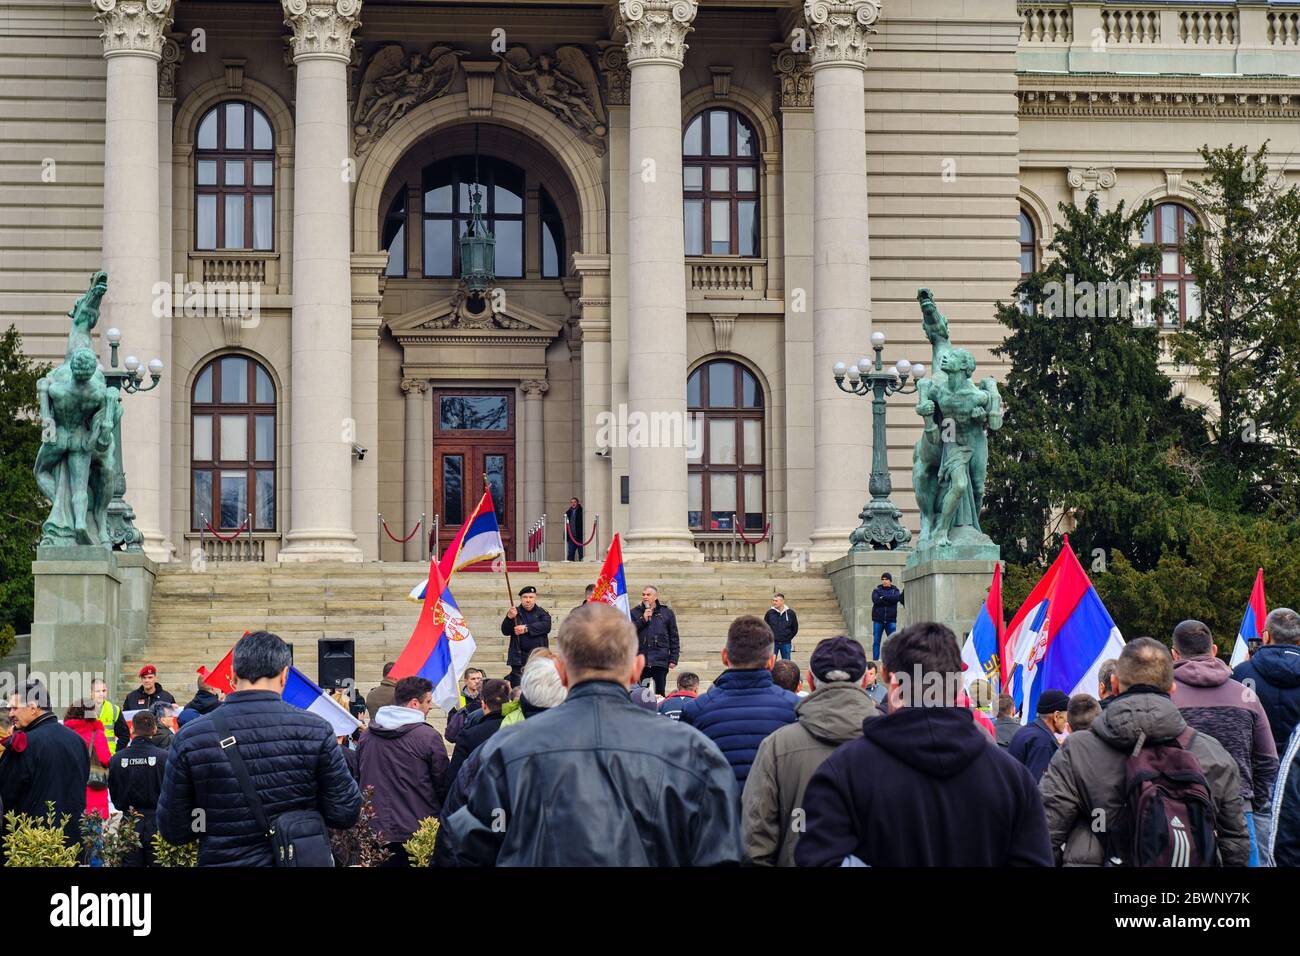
103,326,163,552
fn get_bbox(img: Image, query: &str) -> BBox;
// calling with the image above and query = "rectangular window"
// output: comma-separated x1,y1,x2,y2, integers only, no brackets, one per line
253,160,274,186
219,471,247,528
708,362,735,407
219,415,247,461
439,395,508,431
255,469,274,529
709,473,736,529
743,473,763,530
225,104,245,149
255,415,274,461
710,167,729,192
224,160,244,186
736,166,755,192
193,471,212,528
1162,251,1180,275
253,196,273,251
224,195,244,248
738,200,757,257
493,219,523,277
683,166,703,191
709,418,736,465
197,160,217,186
684,201,704,256
710,200,730,255
1161,211,1178,245
220,357,248,403
485,454,507,526
423,219,454,276
687,473,702,529
709,110,729,155
197,195,217,250
442,455,464,526
743,419,762,465
193,415,213,461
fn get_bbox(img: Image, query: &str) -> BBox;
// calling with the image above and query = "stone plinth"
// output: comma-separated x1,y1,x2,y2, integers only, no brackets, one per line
31,546,122,707
825,548,910,645
900,558,1000,645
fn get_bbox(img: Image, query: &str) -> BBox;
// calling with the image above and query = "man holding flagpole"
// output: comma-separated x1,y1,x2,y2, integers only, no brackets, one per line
502,586,552,689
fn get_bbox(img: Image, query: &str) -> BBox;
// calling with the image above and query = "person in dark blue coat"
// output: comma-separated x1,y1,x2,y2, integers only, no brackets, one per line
1234,608,1300,751
0,678,89,849
156,630,361,866
1008,688,1069,779
680,615,799,786
795,622,1052,867
1273,723,1300,867
870,574,904,660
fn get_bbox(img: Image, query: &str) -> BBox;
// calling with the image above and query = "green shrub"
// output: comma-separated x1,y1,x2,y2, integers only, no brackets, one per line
403,817,440,868
150,832,198,867
3,804,80,867
80,810,142,867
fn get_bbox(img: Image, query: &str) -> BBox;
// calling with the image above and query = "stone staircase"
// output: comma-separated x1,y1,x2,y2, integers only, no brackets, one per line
131,560,851,713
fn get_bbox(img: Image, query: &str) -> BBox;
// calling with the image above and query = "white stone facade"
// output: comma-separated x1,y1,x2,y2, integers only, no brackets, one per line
4,0,1300,564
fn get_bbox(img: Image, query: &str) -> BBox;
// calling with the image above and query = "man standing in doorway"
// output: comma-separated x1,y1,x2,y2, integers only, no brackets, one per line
870,574,904,660
502,586,552,689
565,497,584,561
764,593,799,662
632,585,679,696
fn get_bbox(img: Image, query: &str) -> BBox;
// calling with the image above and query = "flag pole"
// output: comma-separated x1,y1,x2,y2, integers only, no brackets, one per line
485,472,515,605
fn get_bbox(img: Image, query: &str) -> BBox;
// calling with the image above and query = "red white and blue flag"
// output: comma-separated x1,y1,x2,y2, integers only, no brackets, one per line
961,563,1004,694
1004,537,1125,723
1230,568,1267,669
589,533,630,615
408,488,506,601
392,556,478,712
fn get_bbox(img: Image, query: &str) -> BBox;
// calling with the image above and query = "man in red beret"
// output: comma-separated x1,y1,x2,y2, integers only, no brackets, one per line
113,665,177,745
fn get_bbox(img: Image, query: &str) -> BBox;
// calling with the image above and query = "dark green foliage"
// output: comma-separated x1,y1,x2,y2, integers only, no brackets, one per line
0,325,50,633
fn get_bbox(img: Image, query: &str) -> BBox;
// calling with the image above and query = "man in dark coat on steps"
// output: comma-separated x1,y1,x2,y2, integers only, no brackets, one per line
502,587,551,689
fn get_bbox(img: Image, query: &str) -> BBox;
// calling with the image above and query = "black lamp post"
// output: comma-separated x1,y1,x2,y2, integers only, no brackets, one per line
102,326,163,552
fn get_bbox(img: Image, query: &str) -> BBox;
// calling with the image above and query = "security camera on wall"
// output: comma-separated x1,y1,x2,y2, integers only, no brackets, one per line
351,443,367,462
595,446,610,459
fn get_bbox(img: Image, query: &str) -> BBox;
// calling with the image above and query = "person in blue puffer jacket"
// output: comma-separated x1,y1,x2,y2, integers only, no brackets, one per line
681,615,799,787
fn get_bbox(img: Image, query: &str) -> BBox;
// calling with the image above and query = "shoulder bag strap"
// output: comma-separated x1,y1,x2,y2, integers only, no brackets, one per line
211,709,274,839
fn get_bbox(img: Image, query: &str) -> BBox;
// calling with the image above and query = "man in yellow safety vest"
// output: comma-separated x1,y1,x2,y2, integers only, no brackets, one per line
92,677,122,755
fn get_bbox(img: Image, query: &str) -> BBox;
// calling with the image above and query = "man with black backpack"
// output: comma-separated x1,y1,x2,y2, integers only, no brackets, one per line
1039,637,1249,866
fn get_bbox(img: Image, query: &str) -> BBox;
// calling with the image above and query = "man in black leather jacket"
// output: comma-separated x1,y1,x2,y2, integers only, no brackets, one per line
441,603,741,866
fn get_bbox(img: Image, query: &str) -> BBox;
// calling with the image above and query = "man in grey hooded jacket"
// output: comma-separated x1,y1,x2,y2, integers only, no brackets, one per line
741,636,879,866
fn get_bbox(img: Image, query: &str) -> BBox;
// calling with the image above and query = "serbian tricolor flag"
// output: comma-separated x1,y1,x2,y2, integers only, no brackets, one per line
1230,568,1267,669
589,533,630,615
961,563,1003,694
1004,537,1125,724
408,488,506,601
392,556,478,712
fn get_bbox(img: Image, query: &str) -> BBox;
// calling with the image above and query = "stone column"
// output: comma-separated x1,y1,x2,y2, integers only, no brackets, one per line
520,380,549,554
278,0,363,562
158,33,181,560
401,379,428,562
617,0,701,561
804,0,878,562
92,0,175,563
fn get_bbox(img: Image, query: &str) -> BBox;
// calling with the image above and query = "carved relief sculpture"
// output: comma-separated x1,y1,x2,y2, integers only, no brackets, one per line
354,43,466,154
499,46,607,154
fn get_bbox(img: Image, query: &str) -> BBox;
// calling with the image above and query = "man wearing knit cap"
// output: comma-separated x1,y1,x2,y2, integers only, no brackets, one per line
1008,688,1069,779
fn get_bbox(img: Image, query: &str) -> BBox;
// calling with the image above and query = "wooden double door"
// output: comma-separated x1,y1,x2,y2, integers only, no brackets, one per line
432,389,514,558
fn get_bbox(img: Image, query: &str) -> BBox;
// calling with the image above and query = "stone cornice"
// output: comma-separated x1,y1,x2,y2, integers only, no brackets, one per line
283,0,362,64
92,0,175,59
1019,72,1300,119
616,0,698,68
802,0,880,71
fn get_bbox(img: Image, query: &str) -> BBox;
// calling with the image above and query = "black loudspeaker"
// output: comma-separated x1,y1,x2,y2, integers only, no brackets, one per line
318,639,355,690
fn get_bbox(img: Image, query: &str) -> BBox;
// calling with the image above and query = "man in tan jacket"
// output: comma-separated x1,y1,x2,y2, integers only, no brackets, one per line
741,636,880,866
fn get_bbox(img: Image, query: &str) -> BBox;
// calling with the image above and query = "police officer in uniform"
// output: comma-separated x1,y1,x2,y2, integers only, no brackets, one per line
501,586,552,688
107,711,169,866
114,664,176,744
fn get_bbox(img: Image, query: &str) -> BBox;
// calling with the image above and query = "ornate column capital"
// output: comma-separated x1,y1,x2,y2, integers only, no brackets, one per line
282,0,362,64
771,42,814,110
400,378,429,396
91,0,175,59
596,39,631,106
1067,165,1118,208
520,379,550,398
158,33,184,97
802,0,881,71
616,0,698,68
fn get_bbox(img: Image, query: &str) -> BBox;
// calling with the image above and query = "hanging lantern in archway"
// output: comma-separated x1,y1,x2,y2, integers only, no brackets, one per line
459,125,496,297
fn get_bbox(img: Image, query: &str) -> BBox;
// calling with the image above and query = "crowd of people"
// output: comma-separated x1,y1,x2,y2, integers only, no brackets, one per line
3,584,1299,868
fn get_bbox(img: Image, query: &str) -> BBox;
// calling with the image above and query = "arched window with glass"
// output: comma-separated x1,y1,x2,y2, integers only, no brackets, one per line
195,101,275,251
1141,202,1200,328
1019,206,1038,279
191,355,276,532
683,108,760,257
383,191,407,277
687,360,765,532
421,156,526,278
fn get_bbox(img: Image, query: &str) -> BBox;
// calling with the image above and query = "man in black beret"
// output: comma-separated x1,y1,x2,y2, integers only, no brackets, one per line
1008,688,1070,779
501,586,552,689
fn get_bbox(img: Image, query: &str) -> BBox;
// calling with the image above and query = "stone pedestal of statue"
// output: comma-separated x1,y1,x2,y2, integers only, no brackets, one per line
825,549,910,645
900,558,1001,646
30,546,122,708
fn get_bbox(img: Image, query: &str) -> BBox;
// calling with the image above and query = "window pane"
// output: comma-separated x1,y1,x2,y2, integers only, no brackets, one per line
738,200,757,257
425,182,452,213
742,370,760,407
542,221,559,278
255,470,274,529
1141,212,1155,245
255,415,274,461
708,363,736,406
736,166,755,192
743,473,763,529
252,108,272,150
440,395,509,430
197,195,217,250
710,167,729,192
494,181,522,215
224,194,244,248
687,370,701,407
709,110,729,155
253,196,273,251
193,415,213,461
709,418,736,465
443,456,464,525
1162,251,1179,275
683,115,703,155
1161,207,1178,245
709,473,736,529
225,103,245,149
1188,283,1201,320
220,415,248,461
710,200,730,254
219,471,248,528
423,218,453,275
197,110,218,150
743,419,762,464
460,180,484,211
485,455,507,526
220,356,248,403
683,166,702,191
194,366,213,403
251,366,272,404
385,222,406,276
684,201,704,255
1020,251,1033,276
1019,210,1033,244
736,119,754,157
197,160,217,185
687,473,702,528
493,219,523,277
253,160,273,186
224,160,244,186
687,414,703,463
193,471,212,528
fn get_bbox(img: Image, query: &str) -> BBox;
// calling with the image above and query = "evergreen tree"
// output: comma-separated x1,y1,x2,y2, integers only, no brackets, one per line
0,326,50,633
984,194,1209,570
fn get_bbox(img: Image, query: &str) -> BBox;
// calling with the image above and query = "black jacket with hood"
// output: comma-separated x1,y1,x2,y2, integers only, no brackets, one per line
1234,644,1300,751
357,705,450,844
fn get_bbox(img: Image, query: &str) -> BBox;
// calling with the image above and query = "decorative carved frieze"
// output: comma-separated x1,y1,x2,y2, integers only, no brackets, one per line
1019,79,1300,119
771,42,814,109
802,0,881,70
353,44,466,155
418,286,530,331
499,46,607,154
158,34,184,97
616,0,699,68
91,0,175,59
282,0,363,64
596,40,630,106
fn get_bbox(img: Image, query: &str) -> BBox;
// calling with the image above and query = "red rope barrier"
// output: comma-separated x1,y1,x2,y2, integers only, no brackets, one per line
736,521,771,545
566,515,598,547
204,519,248,542
381,517,422,543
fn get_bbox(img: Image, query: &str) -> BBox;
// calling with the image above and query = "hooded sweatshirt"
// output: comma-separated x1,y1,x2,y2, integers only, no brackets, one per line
357,705,450,844
1234,644,1300,751
741,681,878,866
795,705,1052,866
1174,655,1277,811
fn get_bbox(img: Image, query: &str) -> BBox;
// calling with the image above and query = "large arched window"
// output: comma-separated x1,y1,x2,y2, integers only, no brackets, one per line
1019,206,1038,279
195,101,275,251
687,359,765,532
1141,201,1201,328
421,157,526,278
683,109,760,257
191,355,276,532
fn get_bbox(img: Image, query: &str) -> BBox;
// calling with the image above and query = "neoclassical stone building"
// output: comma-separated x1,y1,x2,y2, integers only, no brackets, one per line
5,0,1300,564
